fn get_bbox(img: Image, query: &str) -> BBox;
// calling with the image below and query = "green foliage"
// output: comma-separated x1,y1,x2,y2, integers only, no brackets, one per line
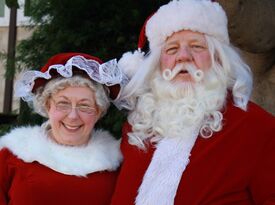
15,0,168,137
96,105,128,139
16,100,46,126
0,124,13,136
0,52,15,79
0,113,17,136
5,0,19,8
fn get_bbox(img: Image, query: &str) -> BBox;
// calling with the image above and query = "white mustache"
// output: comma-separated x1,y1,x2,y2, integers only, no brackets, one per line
162,63,204,82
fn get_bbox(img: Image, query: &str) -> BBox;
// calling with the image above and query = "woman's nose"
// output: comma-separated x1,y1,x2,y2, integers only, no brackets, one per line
67,107,80,119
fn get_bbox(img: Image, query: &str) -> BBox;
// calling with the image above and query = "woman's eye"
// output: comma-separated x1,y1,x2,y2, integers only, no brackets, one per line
78,104,90,109
57,101,70,106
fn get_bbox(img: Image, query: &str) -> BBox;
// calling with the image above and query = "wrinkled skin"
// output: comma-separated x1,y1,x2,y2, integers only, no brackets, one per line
217,0,275,115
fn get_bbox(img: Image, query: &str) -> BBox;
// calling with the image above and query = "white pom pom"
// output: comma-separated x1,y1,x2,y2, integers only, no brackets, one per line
118,50,145,78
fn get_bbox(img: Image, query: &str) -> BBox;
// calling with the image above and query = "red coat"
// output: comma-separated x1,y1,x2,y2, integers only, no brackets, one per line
0,128,122,205
0,148,118,205
111,101,275,205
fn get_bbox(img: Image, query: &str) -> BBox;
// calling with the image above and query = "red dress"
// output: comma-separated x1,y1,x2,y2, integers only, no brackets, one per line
0,127,122,205
111,101,275,205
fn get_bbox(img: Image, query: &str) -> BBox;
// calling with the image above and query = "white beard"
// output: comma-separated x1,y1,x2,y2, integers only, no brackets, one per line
152,66,226,137
134,64,228,205
128,63,228,147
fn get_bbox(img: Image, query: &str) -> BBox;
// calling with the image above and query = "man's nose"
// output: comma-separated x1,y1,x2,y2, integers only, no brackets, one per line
176,47,193,63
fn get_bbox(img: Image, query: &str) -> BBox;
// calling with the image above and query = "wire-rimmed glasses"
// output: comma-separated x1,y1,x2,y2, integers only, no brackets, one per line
51,99,97,115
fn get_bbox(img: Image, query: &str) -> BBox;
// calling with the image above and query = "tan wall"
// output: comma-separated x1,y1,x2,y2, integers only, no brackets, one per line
0,26,33,113
217,0,275,116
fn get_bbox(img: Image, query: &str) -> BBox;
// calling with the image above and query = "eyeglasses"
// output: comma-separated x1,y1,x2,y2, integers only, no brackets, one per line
51,99,97,115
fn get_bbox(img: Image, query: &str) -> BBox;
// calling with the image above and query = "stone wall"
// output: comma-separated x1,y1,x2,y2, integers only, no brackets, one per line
217,0,275,115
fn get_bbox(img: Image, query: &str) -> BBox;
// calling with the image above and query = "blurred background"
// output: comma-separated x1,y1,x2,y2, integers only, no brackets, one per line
0,0,274,137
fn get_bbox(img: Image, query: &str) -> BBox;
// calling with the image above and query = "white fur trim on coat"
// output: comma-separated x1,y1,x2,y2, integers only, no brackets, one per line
146,0,229,49
135,125,200,205
0,126,122,176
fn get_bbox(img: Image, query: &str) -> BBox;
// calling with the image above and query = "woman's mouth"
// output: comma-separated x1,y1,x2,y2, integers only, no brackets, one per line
62,123,82,131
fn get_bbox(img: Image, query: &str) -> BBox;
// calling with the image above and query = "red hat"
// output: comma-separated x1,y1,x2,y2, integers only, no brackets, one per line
15,52,125,102
33,52,103,92
118,0,228,78
40,53,103,73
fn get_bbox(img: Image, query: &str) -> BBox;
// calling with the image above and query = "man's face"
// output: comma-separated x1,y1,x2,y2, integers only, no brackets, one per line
160,30,212,83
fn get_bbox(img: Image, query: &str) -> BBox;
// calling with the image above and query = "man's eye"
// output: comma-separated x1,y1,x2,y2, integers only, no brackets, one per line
191,45,206,51
166,47,178,54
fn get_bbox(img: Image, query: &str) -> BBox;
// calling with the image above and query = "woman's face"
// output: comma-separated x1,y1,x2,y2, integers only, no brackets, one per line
46,86,101,146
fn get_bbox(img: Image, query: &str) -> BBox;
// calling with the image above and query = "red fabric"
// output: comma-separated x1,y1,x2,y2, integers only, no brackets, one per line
33,52,103,92
0,148,118,205
40,53,103,73
111,101,275,205
108,84,121,100
137,13,155,50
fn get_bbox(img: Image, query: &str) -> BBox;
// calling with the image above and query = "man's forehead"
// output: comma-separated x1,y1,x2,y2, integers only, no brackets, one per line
165,30,206,44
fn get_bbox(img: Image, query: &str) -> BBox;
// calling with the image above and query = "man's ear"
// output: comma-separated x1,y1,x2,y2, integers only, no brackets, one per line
214,51,222,66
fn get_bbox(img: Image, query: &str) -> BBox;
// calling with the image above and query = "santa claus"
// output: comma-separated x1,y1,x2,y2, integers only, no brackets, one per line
111,0,275,205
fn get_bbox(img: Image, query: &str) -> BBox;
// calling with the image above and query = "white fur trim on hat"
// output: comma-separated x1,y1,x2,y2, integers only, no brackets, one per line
118,50,145,78
0,126,122,176
146,0,229,49
111,50,145,110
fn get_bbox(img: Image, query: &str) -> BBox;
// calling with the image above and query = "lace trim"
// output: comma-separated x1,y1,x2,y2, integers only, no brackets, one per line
15,55,129,102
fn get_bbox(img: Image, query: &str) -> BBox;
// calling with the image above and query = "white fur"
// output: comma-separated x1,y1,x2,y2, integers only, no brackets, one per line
118,50,145,78
0,126,122,176
146,0,229,49
135,125,201,205
113,50,146,110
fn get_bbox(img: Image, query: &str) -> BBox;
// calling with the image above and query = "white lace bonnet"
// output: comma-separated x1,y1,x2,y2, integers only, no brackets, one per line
14,52,128,103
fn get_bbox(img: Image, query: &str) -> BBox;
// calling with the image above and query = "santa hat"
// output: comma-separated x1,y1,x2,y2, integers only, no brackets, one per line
118,0,229,78
15,52,125,102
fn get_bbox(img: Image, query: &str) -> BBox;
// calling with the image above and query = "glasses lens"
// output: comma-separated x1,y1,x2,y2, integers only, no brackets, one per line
55,103,71,112
78,106,97,115
52,99,96,115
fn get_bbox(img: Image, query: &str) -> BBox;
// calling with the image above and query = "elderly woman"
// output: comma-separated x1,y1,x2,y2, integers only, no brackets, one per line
0,53,124,205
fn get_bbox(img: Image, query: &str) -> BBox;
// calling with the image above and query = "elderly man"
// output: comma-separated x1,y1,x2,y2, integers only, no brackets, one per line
111,0,275,204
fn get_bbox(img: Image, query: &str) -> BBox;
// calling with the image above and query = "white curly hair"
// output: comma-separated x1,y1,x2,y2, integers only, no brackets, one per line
32,75,110,118
122,34,253,149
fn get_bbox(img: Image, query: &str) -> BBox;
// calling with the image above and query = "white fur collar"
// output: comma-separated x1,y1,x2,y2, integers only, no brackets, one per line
0,126,122,176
